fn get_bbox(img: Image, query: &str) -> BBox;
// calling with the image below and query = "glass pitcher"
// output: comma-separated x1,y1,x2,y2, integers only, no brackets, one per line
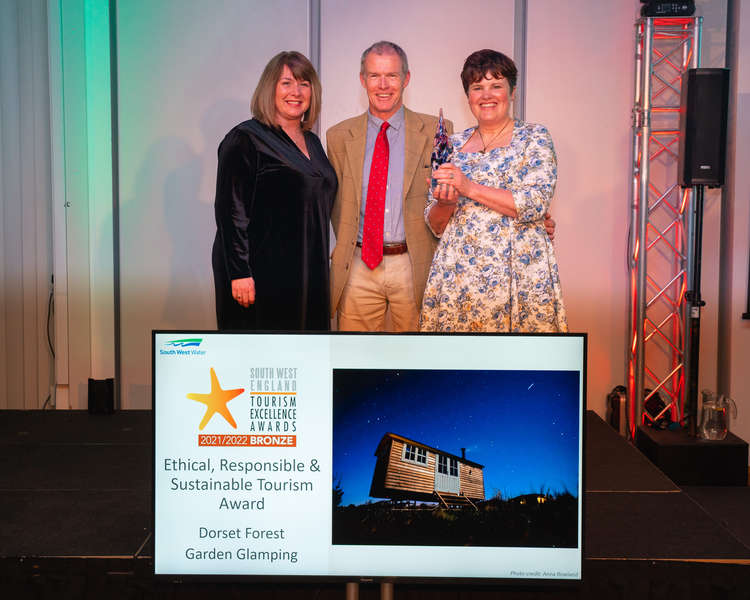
699,390,738,441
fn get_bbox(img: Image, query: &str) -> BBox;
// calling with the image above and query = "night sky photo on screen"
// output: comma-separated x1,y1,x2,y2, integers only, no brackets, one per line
332,368,580,547
333,368,580,505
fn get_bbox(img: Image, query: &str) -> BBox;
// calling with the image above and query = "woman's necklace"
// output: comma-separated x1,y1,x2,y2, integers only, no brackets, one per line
477,118,513,153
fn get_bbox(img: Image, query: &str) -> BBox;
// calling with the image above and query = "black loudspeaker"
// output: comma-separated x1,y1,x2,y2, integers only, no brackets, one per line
678,68,730,187
606,385,627,437
88,378,115,414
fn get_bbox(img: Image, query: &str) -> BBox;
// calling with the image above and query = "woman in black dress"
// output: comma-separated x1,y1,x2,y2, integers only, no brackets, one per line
212,52,337,330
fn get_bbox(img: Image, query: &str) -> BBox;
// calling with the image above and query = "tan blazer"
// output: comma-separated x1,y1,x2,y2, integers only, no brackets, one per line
326,108,453,318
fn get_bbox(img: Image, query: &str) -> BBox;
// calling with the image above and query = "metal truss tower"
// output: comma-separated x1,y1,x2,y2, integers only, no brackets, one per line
628,17,702,438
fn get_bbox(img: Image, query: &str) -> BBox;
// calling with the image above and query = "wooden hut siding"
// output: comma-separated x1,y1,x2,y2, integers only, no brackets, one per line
383,439,436,495
459,462,484,500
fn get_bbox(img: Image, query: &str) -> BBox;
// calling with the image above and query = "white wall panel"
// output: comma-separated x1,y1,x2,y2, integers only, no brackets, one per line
526,1,638,414
49,0,119,408
526,0,729,418
117,0,311,408
57,0,94,409
84,0,116,382
723,0,750,445
690,0,728,403
319,0,516,137
0,0,53,409
0,0,24,409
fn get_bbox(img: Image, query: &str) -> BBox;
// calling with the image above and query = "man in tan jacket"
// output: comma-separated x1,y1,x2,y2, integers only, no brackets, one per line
327,41,448,332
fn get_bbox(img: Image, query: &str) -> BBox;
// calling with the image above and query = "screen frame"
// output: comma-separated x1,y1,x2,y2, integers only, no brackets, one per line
151,330,587,587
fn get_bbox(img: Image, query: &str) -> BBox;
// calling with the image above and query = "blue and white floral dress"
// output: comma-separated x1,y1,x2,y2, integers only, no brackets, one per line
419,121,567,332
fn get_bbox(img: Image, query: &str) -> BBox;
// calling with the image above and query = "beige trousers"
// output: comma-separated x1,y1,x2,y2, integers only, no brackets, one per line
337,247,419,332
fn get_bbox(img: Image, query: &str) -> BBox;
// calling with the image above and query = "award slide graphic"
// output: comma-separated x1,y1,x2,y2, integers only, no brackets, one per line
153,333,584,580
154,334,331,576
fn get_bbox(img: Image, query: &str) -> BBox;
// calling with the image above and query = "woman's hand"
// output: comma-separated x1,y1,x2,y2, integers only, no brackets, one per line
231,277,255,307
427,170,459,236
432,177,459,206
433,163,471,197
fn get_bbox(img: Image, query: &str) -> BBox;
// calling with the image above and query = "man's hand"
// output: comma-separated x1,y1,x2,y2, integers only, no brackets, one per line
544,212,556,241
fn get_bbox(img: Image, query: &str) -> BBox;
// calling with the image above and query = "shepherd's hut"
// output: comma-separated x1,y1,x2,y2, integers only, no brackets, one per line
369,433,485,508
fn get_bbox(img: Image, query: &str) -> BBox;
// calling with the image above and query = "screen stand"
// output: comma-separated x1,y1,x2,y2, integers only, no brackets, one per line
344,582,393,600
381,582,394,600
345,582,358,600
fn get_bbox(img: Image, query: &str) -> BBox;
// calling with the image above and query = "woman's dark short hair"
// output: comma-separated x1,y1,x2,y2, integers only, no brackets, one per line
460,49,517,94
251,51,321,131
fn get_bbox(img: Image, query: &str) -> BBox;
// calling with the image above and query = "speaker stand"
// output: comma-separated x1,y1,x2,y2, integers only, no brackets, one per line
685,185,706,437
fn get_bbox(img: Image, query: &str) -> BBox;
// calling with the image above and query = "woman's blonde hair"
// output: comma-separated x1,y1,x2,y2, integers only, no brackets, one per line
251,51,321,131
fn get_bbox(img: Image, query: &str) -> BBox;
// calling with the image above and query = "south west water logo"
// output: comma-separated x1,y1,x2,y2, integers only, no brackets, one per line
160,338,207,356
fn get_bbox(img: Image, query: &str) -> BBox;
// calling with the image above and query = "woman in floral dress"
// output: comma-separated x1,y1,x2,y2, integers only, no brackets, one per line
419,49,567,333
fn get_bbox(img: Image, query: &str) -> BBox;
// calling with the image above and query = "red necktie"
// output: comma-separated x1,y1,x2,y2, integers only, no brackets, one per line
361,121,390,269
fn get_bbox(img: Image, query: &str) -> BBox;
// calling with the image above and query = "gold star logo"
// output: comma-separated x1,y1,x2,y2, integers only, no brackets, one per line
186,367,243,430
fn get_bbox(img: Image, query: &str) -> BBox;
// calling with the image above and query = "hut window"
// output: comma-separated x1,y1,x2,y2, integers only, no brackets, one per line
438,455,458,476
403,444,426,464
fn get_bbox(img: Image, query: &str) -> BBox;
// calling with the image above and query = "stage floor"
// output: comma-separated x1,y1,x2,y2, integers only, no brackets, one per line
1,410,749,598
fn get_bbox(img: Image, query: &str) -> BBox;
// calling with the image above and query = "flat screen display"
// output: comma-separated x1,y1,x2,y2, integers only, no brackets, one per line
153,332,585,583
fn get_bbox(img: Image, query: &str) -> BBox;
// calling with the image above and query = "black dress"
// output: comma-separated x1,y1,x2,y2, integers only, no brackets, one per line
212,119,337,330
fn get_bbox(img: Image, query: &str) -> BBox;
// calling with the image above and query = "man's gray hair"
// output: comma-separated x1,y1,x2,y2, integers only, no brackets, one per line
360,41,409,77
